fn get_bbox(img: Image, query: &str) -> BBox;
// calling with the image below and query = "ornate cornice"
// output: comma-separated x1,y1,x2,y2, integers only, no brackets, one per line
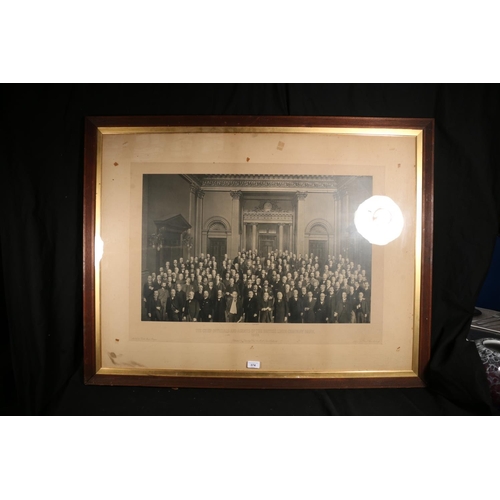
201,175,337,190
243,211,293,223
230,190,242,199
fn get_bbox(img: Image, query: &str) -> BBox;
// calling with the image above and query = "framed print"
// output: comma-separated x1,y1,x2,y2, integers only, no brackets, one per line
83,116,434,388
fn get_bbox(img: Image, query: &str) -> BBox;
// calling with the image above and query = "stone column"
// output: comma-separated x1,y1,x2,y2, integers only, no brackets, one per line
188,184,197,259
230,191,242,257
341,189,349,259
242,223,247,251
252,223,258,252
278,223,284,252
189,184,197,228
333,191,339,257
295,191,308,256
196,189,205,256
288,223,293,253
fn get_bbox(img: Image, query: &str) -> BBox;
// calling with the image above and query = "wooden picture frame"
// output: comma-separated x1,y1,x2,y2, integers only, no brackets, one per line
83,116,434,388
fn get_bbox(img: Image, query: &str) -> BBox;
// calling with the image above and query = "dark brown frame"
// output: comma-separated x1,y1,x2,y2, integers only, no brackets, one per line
83,116,434,388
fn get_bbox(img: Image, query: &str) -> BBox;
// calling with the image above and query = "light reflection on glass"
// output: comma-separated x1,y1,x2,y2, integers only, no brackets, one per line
95,235,104,264
354,195,404,246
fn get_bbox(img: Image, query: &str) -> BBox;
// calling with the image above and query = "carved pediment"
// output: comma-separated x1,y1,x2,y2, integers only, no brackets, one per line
154,214,191,233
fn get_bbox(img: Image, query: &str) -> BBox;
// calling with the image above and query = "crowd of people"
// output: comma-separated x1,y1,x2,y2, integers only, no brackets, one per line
142,250,371,324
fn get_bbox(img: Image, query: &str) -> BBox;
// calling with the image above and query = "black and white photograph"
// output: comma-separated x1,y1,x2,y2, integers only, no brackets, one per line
141,174,372,325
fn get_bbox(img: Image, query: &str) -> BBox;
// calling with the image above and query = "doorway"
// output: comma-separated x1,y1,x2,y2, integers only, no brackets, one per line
309,240,327,264
208,238,227,265
259,235,276,256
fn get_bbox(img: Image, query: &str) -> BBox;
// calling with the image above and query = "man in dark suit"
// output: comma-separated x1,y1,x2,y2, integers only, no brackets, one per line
166,289,182,321
158,282,169,321
194,284,204,304
213,289,227,322
354,291,370,323
302,291,316,323
183,291,200,322
226,291,243,322
288,289,303,323
143,275,155,320
148,289,163,321
334,291,353,323
327,286,337,323
207,281,215,301
199,290,213,322
243,289,259,322
362,281,371,301
175,283,186,313
314,292,329,323
259,291,274,323
273,291,288,323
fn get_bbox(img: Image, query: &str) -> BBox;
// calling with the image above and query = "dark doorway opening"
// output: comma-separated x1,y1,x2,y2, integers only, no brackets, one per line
208,238,227,266
309,240,327,264
259,235,277,256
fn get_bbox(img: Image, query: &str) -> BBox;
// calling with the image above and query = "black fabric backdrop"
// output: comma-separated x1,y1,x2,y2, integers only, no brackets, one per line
2,83,499,415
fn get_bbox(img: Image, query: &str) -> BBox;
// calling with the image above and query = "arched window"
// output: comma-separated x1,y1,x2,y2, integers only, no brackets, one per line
305,219,333,264
309,224,328,236
203,217,231,265
209,222,226,232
